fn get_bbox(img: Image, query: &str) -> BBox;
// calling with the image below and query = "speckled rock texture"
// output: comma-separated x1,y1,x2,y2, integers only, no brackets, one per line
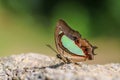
0,53,120,80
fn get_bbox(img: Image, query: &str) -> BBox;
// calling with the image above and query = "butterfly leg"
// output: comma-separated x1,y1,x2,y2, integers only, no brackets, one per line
56,54,67,63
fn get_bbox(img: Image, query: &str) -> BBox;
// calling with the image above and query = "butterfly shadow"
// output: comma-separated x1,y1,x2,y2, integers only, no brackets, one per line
39,62,65,69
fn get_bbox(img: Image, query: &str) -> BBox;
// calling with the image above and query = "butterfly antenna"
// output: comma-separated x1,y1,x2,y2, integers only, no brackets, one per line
46,44,63,64
46,44,58,54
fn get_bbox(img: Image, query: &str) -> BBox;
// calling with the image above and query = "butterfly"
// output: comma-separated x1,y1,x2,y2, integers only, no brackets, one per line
54,19,97,63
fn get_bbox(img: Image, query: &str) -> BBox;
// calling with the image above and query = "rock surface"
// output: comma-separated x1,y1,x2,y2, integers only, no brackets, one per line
0,53,120,80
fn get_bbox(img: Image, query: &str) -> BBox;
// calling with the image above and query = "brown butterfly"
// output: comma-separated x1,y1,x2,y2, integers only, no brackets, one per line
54,19,97,63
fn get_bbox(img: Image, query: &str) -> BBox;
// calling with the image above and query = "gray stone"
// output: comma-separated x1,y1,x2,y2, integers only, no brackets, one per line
0,53,120,80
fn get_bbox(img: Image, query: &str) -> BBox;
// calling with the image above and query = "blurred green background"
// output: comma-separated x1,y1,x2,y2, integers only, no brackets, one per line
0,0,120,64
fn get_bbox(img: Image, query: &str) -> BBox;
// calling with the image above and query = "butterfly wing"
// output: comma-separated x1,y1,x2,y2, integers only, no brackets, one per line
54,19,97,63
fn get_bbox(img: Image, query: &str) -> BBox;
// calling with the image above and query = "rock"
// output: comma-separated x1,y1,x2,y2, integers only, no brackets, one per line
0,53,120,80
